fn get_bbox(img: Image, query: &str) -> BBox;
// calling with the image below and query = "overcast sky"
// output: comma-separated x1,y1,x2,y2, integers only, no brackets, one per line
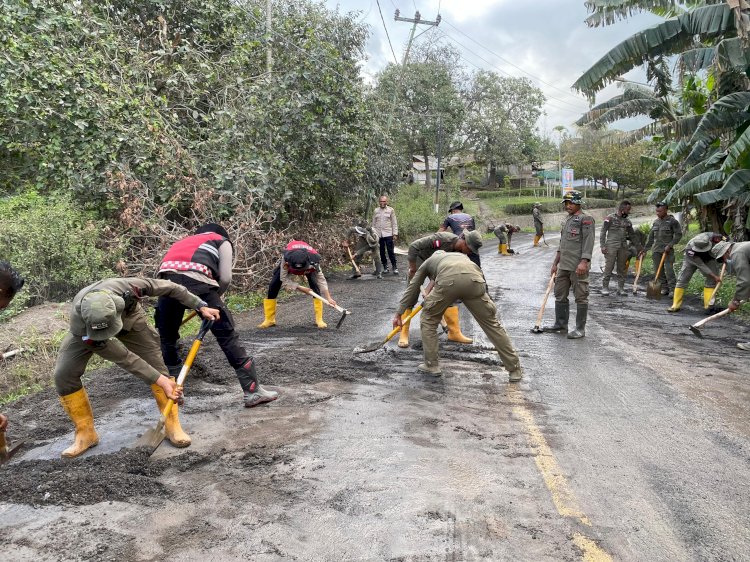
323,0,661,137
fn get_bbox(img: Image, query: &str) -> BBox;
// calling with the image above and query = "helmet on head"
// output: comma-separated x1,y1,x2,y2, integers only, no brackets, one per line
449,201,463,212
710,240,732,260
561,190,584,205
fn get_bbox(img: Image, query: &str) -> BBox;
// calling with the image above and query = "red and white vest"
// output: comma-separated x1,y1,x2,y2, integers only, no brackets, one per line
159,232,226,279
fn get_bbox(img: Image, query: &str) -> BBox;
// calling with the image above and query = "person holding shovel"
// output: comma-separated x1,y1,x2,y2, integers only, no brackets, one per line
710,240,750,350
666,232,724,314
342,220,382,279
543,190,595,339
532,203,544,247
399,230,481,348
257,239,338,329
53,278,221,458
392,250,523,381
157,223,279,409
600,201,635,296
640,202,682,297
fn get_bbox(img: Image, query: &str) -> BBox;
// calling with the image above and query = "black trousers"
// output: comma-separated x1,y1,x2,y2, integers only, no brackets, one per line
267,266,320,298
156,273,253,387
379,236,397,269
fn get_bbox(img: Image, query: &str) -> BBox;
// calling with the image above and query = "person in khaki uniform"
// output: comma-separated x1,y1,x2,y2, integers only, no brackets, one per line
400,230,480,348
667,232,723,313
640,201,682,296
543,190,595,339
392,251,522,381
532,203,544,246
600,200,635,296
54,278,220,458
342,221,382,279
710,241,750,350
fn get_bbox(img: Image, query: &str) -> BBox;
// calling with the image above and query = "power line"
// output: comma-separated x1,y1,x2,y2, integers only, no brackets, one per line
436,29,589,112
375,0,398,64
442,18,590,107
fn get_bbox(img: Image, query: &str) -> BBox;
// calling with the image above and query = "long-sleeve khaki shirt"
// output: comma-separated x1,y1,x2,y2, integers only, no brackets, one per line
407,232,459,263
69,278,206,383
729,242,750,302
557,212,595,270
276,257,329,295
600,212,634,249
372,205,398,238
644,215,682,253
398,252,483,315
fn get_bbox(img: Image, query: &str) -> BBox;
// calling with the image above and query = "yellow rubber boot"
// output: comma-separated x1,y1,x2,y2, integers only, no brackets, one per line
151,378,191,447
314,299,327,329
398,308,412,348
59,388,99,458
497,243,502,254
667,287,684,313
257,298,277,328
703,287,715,309
500,244,510,256
444,306,473,344
533,235,540,247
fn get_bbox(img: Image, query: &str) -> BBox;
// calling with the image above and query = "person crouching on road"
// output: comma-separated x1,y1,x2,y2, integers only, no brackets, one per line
258,239,338,329
667,232,724,314
543,190,595,339
342,220,382,279
710,240,750,350
494,223,511,256
54,278,221,458
400,230,482,348
392,251,523,381
156,223,279,409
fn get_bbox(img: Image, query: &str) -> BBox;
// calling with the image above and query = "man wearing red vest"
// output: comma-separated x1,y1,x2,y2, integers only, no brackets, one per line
156,224,278,408
258,240,338,329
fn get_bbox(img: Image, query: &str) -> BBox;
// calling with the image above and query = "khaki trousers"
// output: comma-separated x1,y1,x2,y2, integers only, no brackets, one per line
554,269,590,305
602,247,629,288
54,312,167,395
420,273,520,372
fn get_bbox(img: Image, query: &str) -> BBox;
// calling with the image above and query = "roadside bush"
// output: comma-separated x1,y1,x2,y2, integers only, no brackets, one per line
391,183,443,241
505,197,617,215
0,193,115,312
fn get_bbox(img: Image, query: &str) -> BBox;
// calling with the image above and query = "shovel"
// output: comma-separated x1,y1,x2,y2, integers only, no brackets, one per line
345,246,362,276
0,430,24,465
707,262,727,307
646,252,668,300
531,274,556,333
308,289,351,329
689,307,733,339
354,305,423,354
135,318,214,452
632,256,643,295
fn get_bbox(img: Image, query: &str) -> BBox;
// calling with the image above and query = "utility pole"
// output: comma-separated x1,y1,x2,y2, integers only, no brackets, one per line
435,117,442,213
386,10,441,130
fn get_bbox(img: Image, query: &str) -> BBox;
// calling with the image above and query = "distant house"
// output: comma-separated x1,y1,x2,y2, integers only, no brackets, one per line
408,155,444,184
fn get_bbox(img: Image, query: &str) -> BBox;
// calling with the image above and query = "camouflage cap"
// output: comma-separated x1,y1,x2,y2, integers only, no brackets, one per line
710,240,732,260
80,291,125,341
463,230,483,253
561,190,584,205
655,201,668,208
533,202,542,207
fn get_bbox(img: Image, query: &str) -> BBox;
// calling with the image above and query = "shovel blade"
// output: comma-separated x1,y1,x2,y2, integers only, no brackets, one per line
530,325,543,334
133,420,166,452
354,340,385,354
689,325,704,339
336,311,348,329
646,281,662,300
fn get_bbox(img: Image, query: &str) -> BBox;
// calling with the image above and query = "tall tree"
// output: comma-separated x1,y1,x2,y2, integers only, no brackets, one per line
463,72,545,187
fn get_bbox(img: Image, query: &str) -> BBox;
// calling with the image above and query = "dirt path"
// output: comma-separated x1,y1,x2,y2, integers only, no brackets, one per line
2,233,749,561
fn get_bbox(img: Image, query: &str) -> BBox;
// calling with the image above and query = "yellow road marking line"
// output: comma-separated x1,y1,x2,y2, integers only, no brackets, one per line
509,388,613,561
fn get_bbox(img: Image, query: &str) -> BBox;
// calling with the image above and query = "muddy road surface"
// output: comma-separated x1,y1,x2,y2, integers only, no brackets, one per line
2,232,749,561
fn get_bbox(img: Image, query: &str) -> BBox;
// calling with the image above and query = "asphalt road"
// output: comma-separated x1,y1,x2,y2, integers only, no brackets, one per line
1,230,749,561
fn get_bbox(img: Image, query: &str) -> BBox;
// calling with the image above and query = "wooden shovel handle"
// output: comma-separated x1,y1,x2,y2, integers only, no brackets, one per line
690,307,733,330
346,246,361,275
535,275,555,326
308,289,349,314
633,256,643,290
708,262,727,306
653,251,668,280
